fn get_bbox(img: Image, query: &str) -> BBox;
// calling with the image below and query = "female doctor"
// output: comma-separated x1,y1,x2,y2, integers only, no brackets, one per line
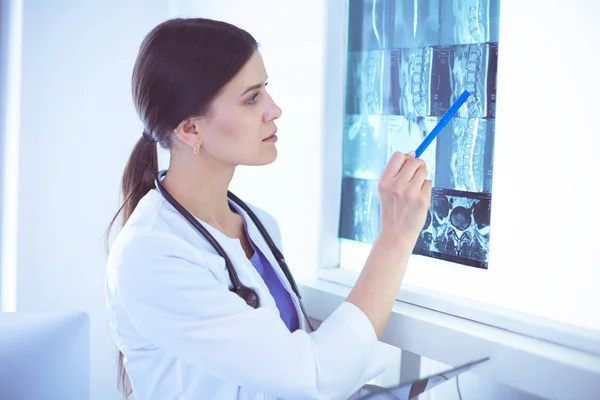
105,17,431,400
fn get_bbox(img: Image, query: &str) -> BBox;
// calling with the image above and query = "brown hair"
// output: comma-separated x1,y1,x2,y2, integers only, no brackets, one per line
105,17,257,397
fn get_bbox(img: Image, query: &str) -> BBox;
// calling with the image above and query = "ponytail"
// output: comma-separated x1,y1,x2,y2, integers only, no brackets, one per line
105,134,158,398
106,135,158,243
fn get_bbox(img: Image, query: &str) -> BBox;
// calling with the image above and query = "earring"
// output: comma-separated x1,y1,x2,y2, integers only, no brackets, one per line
193,142,201,155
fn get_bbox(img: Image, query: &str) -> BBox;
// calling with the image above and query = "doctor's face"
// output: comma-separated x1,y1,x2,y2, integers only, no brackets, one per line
196,51,282,167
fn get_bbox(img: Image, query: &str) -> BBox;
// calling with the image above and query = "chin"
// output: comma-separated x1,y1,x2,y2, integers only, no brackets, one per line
244,148,278,167
260,150,278,165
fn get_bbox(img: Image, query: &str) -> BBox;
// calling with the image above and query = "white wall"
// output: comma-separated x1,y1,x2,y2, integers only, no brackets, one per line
0,0,12,307
16,1,172,399
0,0,22,312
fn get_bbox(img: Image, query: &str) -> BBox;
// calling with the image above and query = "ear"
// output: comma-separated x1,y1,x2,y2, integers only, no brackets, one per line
173,117,204,148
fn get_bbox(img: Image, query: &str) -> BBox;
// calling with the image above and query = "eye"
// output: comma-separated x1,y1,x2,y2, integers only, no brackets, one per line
246,92,259,105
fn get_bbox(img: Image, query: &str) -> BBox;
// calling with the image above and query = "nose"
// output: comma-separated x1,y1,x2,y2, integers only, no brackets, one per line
264,93,282,122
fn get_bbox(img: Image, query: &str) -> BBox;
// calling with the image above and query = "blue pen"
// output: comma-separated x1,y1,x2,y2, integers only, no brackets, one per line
415,90,471,158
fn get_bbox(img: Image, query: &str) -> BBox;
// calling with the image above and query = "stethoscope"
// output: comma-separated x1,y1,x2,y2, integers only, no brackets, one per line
154,170,314,331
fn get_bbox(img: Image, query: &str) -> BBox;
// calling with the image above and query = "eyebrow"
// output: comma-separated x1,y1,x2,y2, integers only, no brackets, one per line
240,75,269,96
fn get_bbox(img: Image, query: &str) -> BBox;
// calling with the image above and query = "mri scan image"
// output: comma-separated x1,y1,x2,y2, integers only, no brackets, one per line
415,188,491,268
339,177,380,244
387,116,438,181
345,50,388,115
435,118,495,193
389,47,433,116
390,42,498,119
450,43,498,118
439,0,500,45
429,43,498,118
342,115,388,180
430,45,454,117
347,0,388,51
340,0,499,269
388,0,440,48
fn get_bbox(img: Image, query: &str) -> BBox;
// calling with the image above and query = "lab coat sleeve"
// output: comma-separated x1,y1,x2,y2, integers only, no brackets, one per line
248,205,387,382
114,229,381,400
249,206,388,383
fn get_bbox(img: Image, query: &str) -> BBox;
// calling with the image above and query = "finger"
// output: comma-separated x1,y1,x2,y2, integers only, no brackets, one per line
422,179,433,194
381,152,408,180
410,164,429,185
396,157,426,182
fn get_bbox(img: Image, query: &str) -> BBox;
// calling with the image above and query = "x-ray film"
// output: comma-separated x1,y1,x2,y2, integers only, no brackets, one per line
347,0,388,51
340,0,499,269
390,47,433,116
346,50,388,115
430,46,454,117
439,0,500,45
429,43,498,118
450,43,498,118
388,0,440,48
390,43,498,119
343,115,388,180
339,177,380,244
435,118,495,193
415,188,491,268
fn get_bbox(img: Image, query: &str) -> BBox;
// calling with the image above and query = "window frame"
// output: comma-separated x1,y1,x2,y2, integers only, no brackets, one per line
0,0,22,312
315,0,600,359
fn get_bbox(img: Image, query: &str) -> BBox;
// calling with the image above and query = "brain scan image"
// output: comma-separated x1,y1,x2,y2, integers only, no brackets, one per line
347,0,388,51
342,115,388,180
338,177,381,244
414,188,491,268
387,116,438,181
389,47,432,116
439,0,500,46
345,50,388,115
389,0,440,48
435,118,495,193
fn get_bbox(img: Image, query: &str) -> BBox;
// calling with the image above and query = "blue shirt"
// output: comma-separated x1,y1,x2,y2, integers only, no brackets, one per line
234,206,300,333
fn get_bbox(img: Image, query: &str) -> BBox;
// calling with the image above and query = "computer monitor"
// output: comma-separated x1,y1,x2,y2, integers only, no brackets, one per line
357,357,490,400
0,311,90,400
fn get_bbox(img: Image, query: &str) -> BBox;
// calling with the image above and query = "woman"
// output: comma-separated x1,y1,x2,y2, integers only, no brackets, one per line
105,17,431,400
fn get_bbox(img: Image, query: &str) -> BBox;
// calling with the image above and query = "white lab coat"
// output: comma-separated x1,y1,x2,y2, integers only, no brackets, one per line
105,189,386,400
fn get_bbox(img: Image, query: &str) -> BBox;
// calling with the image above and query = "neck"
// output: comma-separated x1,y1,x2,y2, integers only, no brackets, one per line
161,154,237,233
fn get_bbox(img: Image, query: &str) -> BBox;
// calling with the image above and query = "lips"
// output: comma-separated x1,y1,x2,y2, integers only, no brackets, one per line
263,130,277,141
